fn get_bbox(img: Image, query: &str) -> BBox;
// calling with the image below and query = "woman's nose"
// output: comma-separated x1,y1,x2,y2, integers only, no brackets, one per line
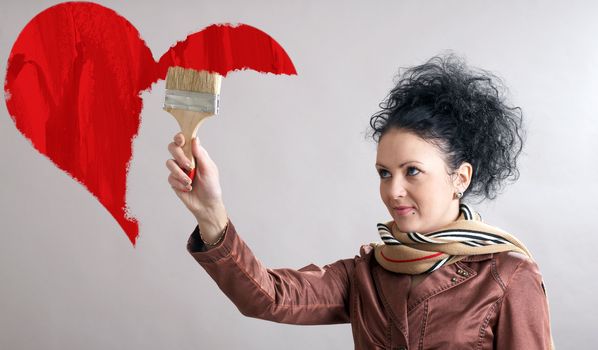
385,178,408,198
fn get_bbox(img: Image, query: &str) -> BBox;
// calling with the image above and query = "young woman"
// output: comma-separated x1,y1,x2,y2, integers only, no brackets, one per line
166,54,553,349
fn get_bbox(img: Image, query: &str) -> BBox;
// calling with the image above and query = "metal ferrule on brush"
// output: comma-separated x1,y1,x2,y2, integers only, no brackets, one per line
163,89,220,114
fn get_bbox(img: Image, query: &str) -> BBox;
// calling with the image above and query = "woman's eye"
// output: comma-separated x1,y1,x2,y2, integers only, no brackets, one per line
406,166,420,176
377,169,390,178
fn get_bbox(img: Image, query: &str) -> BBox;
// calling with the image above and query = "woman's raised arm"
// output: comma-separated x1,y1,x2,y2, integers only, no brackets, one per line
167,132,354,325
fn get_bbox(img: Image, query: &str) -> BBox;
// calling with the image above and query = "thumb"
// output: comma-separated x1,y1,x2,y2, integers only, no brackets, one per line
192,137,211,174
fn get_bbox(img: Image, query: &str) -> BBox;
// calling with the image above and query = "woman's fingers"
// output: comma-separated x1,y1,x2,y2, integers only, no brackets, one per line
168,134,192,171
165,159,193,187
173,133,185,146
168,172,192,192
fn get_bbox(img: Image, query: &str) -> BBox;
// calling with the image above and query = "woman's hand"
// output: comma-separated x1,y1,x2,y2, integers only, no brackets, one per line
166,133,228,242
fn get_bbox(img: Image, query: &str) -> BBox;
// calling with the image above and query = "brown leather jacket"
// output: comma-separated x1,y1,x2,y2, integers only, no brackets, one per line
187,219,553,349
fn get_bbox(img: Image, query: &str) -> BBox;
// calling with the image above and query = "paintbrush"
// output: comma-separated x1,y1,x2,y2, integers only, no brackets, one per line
163,67,222,180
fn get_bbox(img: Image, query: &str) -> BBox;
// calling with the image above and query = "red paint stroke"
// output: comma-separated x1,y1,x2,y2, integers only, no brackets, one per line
4,2,296,246
158,24,297,77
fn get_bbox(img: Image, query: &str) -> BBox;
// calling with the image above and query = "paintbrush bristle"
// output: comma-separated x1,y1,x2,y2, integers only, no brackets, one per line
166,67,222,94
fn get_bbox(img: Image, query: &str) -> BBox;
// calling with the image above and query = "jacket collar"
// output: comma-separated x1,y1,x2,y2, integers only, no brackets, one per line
371,253,493,339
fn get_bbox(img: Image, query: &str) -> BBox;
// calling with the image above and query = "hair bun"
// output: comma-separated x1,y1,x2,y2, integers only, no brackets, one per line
369,52,525,201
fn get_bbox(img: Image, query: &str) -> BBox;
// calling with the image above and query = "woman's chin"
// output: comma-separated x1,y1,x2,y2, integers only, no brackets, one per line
392,217,418,233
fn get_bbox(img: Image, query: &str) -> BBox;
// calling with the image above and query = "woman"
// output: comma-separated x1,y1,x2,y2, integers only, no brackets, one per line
166,54,553,349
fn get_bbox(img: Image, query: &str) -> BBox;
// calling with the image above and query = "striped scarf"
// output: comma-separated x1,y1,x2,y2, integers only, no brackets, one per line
371,203,533,274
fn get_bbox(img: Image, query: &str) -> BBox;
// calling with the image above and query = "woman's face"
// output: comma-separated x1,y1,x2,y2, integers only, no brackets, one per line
375,128,471,234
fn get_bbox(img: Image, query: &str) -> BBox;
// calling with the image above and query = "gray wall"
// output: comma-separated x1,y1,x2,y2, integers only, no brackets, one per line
1,0,595,348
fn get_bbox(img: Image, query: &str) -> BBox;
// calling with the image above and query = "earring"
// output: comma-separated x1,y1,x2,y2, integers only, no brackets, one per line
454,191,463,199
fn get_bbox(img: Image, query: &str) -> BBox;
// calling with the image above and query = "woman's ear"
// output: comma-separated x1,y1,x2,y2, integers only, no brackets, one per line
454,162,473,192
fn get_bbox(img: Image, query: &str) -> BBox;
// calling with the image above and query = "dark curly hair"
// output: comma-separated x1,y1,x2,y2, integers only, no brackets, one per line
368,53,525,201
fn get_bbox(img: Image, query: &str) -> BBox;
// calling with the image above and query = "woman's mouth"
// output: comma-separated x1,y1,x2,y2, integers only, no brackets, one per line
394,206,415,216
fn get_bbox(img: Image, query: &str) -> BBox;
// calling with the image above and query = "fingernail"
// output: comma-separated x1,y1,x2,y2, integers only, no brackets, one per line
186,162,192,170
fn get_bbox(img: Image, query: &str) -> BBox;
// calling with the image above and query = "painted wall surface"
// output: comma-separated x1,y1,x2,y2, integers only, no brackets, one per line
1,0,595,348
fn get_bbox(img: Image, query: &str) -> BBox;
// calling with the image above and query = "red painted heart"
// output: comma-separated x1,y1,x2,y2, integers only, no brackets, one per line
4,2,296,245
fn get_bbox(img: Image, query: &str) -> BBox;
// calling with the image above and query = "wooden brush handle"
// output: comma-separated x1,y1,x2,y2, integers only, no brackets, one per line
167,108,214,180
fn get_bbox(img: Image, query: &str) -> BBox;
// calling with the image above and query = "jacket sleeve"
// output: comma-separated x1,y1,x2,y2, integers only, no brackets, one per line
186,218,354,325
493,256,554,349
